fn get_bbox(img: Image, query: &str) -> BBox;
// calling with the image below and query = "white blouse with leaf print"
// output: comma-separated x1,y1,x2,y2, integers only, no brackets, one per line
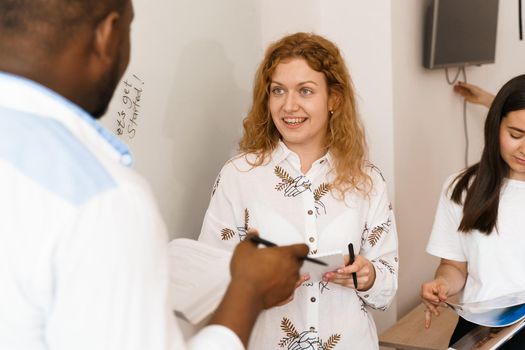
199,141,399,350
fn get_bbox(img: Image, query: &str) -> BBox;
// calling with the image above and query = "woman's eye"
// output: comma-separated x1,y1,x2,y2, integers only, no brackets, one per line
300,87,313,95
271,87,285,95
510,133,522,139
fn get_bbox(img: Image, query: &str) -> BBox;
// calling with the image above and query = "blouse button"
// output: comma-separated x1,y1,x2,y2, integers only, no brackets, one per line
307,210,313,215
310,297,316,303
364,294,369,298
309,237,315,243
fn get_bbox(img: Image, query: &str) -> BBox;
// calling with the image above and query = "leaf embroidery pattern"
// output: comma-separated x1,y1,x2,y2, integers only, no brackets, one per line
367,230,381,247
281,317,299,337
321,334,342,350
313,183,331,201
221,208,250,241
211,173,221,197
278,318,341,349
236,208,250,241
278,318,299,347
220,228,235,241
313,183,331,216
310,249,318,255
274,166,295,191
367,218,392,247
378,259,396,275
274,166,312,198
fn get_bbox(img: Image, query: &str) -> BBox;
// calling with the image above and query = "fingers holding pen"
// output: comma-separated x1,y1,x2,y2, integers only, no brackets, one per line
322,255,375,290
235,231,309,308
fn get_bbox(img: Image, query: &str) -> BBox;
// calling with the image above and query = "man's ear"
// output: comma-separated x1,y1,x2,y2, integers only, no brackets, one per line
92,11,121,66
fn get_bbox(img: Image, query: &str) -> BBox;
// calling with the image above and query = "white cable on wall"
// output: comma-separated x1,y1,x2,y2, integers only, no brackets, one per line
445,66,463,85
461,66,468,168
444,66,469,168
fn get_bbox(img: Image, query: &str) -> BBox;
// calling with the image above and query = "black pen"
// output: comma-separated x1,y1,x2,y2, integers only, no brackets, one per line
249,235,327,266
348,243,358,288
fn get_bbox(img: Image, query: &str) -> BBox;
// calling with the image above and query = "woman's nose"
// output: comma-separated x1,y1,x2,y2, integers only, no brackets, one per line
283,92,299,112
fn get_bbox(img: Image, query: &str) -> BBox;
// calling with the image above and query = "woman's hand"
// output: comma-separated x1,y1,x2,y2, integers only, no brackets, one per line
322,254,376,291
420,278,450,329
453,81,495,108
420,259,467,329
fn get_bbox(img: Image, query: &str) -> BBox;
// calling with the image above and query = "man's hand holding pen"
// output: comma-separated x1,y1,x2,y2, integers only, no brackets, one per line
231,231,309,309
275,274,311,306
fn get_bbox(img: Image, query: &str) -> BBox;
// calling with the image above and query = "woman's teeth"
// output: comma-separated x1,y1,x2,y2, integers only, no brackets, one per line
283,117,306,125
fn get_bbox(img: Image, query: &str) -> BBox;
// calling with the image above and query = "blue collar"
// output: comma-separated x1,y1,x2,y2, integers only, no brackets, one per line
0,71,133,166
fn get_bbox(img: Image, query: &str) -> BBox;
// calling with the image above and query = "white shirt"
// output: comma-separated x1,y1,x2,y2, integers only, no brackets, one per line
199,142,398,350
0,72,242,350
427,174,525,303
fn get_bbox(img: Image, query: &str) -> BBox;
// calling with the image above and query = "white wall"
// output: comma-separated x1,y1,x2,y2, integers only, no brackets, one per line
102,0,260,240
99,0,525,340
392,0,525,317
102,0,396,337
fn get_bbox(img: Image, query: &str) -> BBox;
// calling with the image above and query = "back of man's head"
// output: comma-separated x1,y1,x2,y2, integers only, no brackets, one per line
0,0,132,118
0,0,127,54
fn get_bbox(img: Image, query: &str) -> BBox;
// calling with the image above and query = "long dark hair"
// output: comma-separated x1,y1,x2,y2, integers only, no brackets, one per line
451,74,525,234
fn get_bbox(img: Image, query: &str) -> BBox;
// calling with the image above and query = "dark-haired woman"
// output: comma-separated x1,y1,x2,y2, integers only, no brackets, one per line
421,74,525,348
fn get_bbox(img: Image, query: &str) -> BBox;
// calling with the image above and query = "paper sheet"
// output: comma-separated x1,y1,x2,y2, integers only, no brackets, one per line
300,251,345,281
168,239,231,324
446,290,525,327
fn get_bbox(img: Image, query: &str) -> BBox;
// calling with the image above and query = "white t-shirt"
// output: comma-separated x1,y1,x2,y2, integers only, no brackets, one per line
427,174,525,303
0,72,242,350
199,142,399,350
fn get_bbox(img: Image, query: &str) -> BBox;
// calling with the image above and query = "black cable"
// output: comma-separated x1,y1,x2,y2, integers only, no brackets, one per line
518,0,523,40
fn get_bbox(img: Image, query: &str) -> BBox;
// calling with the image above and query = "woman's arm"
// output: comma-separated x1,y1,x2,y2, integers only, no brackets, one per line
453,81,495,108
323,167,398,309
420,258,468,328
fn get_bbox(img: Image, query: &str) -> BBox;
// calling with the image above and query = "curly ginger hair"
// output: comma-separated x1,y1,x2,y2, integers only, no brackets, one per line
239,32,370,196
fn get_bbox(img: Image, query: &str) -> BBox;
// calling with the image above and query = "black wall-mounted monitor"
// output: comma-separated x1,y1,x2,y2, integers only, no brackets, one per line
423,0,499,69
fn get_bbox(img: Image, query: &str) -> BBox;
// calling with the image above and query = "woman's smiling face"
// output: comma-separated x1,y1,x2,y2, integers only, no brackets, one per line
500,109,525,181
269,58,335,155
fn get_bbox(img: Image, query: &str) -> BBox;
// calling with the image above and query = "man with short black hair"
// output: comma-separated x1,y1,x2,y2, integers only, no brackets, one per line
0,1,308,349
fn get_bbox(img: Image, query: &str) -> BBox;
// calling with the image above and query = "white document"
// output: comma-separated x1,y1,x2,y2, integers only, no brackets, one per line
447,290,525,314
300,251,345,281
168,239,232,325
446,290,525,327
